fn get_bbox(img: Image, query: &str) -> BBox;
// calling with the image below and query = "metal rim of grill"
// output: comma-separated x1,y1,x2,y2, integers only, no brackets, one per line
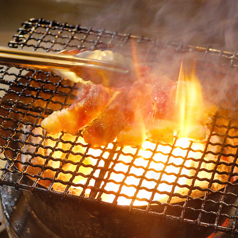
1,18,238,237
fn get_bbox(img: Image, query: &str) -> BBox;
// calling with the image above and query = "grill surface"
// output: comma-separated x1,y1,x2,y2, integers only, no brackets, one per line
1,18,238,237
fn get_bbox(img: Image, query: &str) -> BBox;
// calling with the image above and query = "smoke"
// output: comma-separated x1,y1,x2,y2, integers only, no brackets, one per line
85,0,238,51
81,0,238,106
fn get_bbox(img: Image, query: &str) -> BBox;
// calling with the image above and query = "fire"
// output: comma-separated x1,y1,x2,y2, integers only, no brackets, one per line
22,60,222,207
175,61,206,140
90,61,209,206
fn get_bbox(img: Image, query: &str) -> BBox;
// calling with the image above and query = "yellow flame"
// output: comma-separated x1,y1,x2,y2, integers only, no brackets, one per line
97,61,208,206
48,60,214,206
176,61,205,140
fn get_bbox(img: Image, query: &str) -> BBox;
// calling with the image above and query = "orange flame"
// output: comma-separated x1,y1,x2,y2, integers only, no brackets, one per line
47,59,216,206
97,61,209,206
175,60,206,141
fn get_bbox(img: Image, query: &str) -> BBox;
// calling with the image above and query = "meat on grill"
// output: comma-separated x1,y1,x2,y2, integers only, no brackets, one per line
41,65,178,146
41,83,112,134
40,51,215,147
83,81,153,146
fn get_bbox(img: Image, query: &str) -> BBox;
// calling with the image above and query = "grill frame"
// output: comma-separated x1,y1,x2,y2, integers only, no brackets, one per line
1,18,238,237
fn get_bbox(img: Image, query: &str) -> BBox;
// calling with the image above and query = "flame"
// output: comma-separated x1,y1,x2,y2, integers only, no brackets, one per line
35,60,217,206
175,61,206,140
52,61,208,206
96,61,208,206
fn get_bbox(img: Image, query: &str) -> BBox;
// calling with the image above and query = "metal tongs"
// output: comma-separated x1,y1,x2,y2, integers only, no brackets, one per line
0,46,130,85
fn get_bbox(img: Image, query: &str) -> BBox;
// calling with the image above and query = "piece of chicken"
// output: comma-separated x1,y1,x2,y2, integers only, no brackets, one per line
41,83,112,134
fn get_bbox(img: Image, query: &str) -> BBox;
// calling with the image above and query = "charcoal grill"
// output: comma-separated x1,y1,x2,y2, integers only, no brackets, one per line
1,18,238,238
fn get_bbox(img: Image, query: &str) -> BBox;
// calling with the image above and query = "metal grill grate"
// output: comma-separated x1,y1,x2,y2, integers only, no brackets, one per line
1,18,238,236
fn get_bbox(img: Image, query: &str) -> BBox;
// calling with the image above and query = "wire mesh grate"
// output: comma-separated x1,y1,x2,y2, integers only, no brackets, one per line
1,18,238,236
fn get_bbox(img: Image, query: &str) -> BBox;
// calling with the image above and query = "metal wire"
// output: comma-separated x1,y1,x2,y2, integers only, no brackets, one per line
1,18,238,236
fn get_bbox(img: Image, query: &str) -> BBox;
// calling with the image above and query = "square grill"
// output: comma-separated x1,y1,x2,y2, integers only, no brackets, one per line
1,18,238,237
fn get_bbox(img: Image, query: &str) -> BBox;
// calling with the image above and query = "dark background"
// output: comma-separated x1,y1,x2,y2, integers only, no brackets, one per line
1,0,238,50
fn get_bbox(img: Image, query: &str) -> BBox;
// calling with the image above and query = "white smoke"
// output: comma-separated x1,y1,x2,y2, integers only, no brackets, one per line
80,0,238,106
85,0,238,51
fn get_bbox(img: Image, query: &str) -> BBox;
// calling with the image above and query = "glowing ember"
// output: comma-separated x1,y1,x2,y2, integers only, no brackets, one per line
97,139,205,206
82,62,222,206
19,60,229,207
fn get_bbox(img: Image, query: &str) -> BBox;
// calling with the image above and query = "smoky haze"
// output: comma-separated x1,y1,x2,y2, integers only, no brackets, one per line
83,0,238,107
86,0,238,51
